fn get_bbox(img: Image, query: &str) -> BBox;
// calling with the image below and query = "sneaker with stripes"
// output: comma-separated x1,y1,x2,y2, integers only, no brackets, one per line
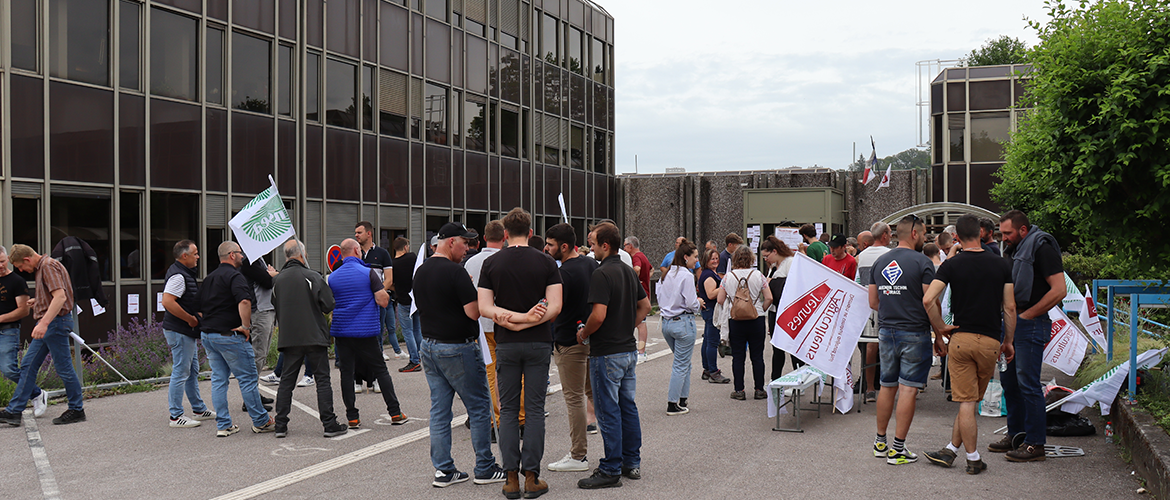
169,415,200,428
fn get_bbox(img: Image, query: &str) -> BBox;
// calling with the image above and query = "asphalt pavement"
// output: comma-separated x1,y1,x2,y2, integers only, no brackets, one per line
0,316,1145,499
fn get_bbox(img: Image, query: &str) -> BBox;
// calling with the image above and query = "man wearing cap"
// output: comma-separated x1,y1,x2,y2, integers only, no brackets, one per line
414,222,508,487
329,238,408,429
822,234,858,280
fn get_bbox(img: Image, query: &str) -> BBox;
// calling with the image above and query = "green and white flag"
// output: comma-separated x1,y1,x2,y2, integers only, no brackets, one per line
1061,272,1085,312
228,175,295,261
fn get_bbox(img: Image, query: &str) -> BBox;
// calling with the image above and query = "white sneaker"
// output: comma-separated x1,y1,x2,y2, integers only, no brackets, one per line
169,415,201,428
259,373,280,386
32,390,47,418
396,351,408,359
383,352,391,361
547,454,589,472
354,383,364,394
191,410,217,421
297,375,314,387
373,380,381,393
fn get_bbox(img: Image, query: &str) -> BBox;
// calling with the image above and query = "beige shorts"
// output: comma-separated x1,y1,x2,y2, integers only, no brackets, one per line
947,332,1000,403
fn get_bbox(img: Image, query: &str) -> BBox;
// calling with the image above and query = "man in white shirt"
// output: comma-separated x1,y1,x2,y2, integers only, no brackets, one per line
464,220,507,436
856,222,891,403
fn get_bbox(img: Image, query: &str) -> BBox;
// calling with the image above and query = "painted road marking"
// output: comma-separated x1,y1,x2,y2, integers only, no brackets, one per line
22,410,61,500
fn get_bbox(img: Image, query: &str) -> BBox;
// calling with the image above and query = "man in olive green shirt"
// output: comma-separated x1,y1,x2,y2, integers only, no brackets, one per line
800,224,829,262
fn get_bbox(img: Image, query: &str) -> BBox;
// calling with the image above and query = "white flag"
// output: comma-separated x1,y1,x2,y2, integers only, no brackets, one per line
1061,348,1166,416
861,137,877,185
228,176,295,262
1043,307,1088,376
408,242,426,317
1079,285,1108,351
558,193,569,224
1061,273,1085,312
876,164,892,190
771,253,870,382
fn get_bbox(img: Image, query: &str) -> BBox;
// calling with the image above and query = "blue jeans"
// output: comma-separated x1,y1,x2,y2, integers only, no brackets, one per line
699,308,720,374
201,332,269,430
0,326,29,386
590,351,641,476
661,315,696,402
421,339,497,475
395,303,422,364
5,316,80,412
877,328,932,389
381,305,401,354
1002,315,1049,446
164,330,208,419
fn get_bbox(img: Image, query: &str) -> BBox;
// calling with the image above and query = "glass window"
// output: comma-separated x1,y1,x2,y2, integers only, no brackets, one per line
151,9,198,101
542,13,558,64
306,52,320,121
592,38,604,82
501,49,521,103
278,44,293,116
464,99,486,151
307,0,323,47
425,83,448,144
150,100,202,189
327,0,360,57
206,27,223,104
49,82,114,184
150,192,200,279
12,198,42,252
426,19,451,84
381,3,409,71
489,103,497,154
380,137,409,204
451,90,462,147
12,0,40,71
543,64,560,114
969,80,1011,111
232,32,272,113
425,146,451,207
946,82,965,112
231,113,275,193
207,108,227,190
947,164,966,203
933,115,943,164
426,0,447,21
325,129,359,199
49,0,110,86
970,112,1010,162
363,0,377,59
453,31,464,88
10,75,45,178
568,27,582,74
948,114,964,162
593,129,604,172
120,94,146,185
326,58,357,128
120,192,142,279
119,1,140,90
466,36,488,94
569,124,583,168
234,0,275,34
501,108,519,157
931,83,943,115
50,195,112,281
279,0,297,39
363,66,375,130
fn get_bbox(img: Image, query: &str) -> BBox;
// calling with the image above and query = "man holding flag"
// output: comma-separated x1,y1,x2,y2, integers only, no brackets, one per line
921,215,1016,475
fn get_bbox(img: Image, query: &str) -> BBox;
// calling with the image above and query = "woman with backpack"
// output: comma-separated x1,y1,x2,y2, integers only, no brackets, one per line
656,241,701,415
760,236,802,381
716,246,773,400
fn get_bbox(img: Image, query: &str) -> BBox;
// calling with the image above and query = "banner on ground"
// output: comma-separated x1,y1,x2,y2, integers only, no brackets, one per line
1060,348,1168,416
771,252,869,383
1043,307,1089,376
1079,284,1108,351
228,176,296,262
1062,273,1085,313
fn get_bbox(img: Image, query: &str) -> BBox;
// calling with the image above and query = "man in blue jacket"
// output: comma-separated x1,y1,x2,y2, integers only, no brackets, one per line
329,238,408,429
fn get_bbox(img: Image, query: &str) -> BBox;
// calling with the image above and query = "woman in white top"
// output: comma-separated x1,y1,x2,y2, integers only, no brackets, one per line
761,236,803,382
716,246,773,400
655,241,701,415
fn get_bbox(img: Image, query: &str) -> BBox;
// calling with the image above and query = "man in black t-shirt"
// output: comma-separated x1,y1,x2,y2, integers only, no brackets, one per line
356,221,401,361
576,222,650,490
0,246,31,387
388,237,423,371
414,222,506,487
921,215,1016,474
545,223,598,472
993,210,1066,462
477,207,562,497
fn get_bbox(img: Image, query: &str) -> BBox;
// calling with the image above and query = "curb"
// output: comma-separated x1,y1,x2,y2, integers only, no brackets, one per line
1114,398,1170,498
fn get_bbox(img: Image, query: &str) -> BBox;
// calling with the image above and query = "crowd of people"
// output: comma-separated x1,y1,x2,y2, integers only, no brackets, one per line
0,205,1065,492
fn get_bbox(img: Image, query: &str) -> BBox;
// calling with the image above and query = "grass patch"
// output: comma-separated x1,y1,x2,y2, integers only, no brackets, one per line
82,382,160,400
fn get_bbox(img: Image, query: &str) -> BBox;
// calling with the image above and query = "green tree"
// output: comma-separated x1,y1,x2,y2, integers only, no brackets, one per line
847,147,930,171
992,0,1170,272
961,35,1028,66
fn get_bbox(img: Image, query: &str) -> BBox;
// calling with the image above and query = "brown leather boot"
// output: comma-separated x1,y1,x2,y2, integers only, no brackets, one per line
502,470,521,499
523,470,548,498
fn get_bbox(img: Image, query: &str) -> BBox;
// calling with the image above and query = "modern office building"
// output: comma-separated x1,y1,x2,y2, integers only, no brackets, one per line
928,63,1031,213
0,0,616,340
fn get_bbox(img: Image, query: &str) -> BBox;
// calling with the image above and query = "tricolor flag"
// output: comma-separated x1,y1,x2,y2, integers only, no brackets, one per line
876,163,892,190
861,137,877,185
1079,285,1108,351
228,175,296,262
1043,307,1089,376
1061,348,1167,416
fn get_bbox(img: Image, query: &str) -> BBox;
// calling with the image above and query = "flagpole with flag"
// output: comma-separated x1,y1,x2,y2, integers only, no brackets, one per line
228,175,296,260
876,162,892,190
861,137,877,185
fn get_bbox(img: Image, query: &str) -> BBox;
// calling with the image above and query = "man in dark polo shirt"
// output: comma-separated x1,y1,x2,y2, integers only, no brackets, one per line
478,207,562,499
576,222,650,489
355,221,401,360
415,222,506,488
199,241,273,437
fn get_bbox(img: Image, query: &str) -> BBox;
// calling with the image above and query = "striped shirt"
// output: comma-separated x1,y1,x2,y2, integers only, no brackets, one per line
33,257,74,320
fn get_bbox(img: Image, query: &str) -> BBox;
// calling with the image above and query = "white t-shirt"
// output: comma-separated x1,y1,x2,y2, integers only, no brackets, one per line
586,248,634,268
722,268,768,318
163,274,186,297
464,246,500,333
766,258,793,313
855,246,890,286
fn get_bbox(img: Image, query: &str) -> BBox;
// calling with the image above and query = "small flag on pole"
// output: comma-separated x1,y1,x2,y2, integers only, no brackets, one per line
228,175,296,261
861,137,877,185
876,163,892,190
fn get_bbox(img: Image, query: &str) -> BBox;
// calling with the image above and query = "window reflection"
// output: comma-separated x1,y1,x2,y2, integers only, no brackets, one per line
150,192,200,280
970,112,1010,162
151,8,198,101
50,0,110,86
306,52,320,121
278,44,293,116
542,13,558,65
592,38,604,82
363,66,374,130
568,27,582,75
12,198,42,253
425,83,448,144
120,193,142,279
232,32,272,113
464,99,486,151
570,125,583,169
12,0,40,71
50,194,112,281
948,114,964,162
206,27,223,104
326,58,357,128
501,108,519,158
119,1,140,90
593,130,604,172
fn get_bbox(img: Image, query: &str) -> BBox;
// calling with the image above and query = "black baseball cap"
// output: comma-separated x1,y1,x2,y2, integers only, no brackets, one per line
437,222,478,240
828,234,848,248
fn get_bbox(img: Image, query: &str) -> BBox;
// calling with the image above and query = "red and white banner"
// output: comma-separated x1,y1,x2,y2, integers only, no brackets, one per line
1043,307,1088,376
772,253,870,381
1079,285,1108,351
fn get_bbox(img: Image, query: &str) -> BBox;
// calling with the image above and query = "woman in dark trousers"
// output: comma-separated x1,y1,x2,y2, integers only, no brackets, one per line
698,249,730,384
716,247,773,400
760,236,803,381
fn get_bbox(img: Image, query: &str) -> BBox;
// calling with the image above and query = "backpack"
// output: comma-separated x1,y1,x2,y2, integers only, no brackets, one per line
729,270,759,321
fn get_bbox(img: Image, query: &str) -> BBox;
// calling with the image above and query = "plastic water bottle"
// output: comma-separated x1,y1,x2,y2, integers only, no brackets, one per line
577,321,589,345
1105,421,1114,443
997,354,1007,373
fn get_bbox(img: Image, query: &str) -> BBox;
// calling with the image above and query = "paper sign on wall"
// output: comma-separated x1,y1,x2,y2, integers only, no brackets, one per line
814,223,824,239
127,294,140,314
157,293,165,312
775,227,802,251
90,298,106,316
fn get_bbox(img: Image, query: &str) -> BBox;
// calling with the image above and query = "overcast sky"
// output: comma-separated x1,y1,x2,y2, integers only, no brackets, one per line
602,0,1051,174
